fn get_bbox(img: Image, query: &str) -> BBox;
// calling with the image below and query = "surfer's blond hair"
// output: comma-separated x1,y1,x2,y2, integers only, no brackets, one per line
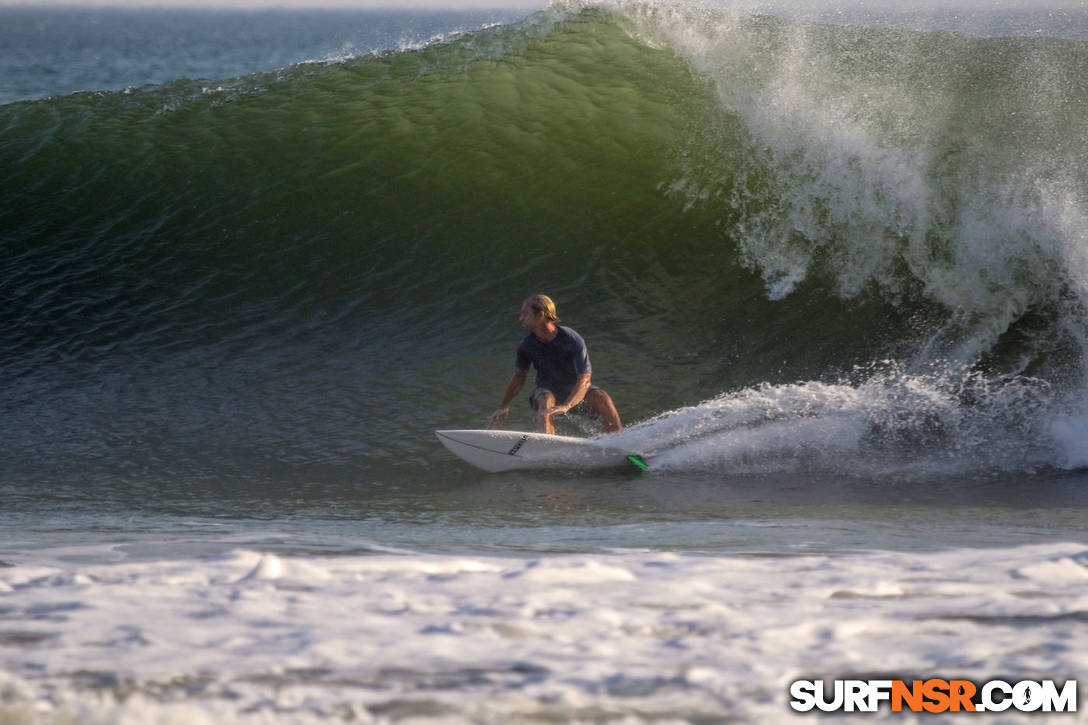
525,294,560,323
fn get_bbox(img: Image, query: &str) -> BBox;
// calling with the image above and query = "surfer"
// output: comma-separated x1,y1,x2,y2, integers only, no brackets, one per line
487,294,622,435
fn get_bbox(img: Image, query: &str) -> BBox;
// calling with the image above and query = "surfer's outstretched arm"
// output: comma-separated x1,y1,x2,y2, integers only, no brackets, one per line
487,368,527,429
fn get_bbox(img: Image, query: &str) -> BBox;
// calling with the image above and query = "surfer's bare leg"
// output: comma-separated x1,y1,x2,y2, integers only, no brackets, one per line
535,391,557,435
585,388,622,432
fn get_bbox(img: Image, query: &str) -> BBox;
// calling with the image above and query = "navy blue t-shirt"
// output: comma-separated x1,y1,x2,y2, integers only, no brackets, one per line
516,326,592,400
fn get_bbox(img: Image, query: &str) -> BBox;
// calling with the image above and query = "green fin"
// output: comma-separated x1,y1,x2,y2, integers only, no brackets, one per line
626,455,649,471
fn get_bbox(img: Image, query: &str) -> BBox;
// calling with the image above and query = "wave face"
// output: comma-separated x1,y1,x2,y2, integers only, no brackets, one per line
3,2,1088,489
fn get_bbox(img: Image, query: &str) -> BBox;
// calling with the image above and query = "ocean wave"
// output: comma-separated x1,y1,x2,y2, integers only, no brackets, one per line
2,3,1087,478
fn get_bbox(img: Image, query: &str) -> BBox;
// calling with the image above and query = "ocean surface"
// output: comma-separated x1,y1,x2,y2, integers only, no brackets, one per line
2,1,1088,722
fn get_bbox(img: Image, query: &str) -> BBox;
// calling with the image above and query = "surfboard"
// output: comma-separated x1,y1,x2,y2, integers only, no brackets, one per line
435,429,648,473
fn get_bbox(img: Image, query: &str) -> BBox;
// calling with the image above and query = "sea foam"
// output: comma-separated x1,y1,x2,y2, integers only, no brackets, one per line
2,544,1086,722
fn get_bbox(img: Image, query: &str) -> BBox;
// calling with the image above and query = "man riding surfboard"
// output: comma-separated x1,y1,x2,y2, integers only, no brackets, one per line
487,294,622,435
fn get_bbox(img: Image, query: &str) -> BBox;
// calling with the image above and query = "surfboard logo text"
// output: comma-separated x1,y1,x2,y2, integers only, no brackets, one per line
507,434,530,456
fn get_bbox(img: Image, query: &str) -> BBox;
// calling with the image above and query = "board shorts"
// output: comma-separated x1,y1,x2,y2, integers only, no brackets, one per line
529,385,602,417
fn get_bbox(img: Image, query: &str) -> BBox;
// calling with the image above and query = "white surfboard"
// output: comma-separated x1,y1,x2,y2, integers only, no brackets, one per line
435,429,647,473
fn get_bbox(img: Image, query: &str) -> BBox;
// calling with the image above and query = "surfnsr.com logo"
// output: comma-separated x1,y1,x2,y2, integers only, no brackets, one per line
789,679,1078,713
